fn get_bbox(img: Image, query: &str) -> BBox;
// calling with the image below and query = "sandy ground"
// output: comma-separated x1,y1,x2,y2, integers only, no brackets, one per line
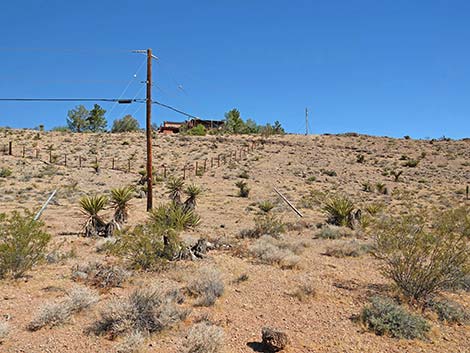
0,130,469,353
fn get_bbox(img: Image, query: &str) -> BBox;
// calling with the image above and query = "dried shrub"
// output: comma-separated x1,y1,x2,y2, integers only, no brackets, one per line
0,211,51,279
359,296,430,339
315,225,354,240
71,262,129,289
324,240,372,258
183,322,225,353
28,286,98,331
116,332,145,353
249,235,309,269
290,278,316,302
0,321,9,342
239,214,285,239
235,181,250,197
90,286,189,338
373,210,470,304
187,267,224,307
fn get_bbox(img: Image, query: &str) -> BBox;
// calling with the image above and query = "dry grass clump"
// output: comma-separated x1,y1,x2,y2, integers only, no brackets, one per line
0,321,9,342
183,322,225,353
187,266,224,307
290,278,316,302
28,286,99,331
71,262,129,290
249,235,310,269
315,225,354,239
324,240,373,258
239,213,285,239
90,286,189,338
116,331,145,353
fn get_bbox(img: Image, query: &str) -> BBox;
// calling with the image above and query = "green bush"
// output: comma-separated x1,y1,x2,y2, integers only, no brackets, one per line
239,213,285,238
323,195,355,228
0,211,51,279
0,168,12,178
360,296,430,339
111,115,140,133
374,210,470,304
186,124,207,136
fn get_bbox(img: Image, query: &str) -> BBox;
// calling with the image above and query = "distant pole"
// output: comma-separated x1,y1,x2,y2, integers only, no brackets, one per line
146,48,153,211
305,107,309,135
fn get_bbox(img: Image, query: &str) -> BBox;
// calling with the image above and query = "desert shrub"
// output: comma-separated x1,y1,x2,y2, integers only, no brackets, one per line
324,240,372,258
258,200,275,213
238,170,249,179
322,169,337,177
90,286,189,338
359,296,430,339
116,332,145,353
111,115,140,133
110,186,134,224
186,124,207,136
291,279,316,302
403,159,419,167
0,167,12,178
374,211,470,304
299,190,326,209
426,298,469,324
111,225,183,271
149,203,200,231
187,267,224,307
249,235,307,269
315,225,354,239
239,213,285,239
235,180,250,197
184,322,225,353
356,154,365,163
0,211,51,279
71,262,129,289
0,321,9,342
323,195,355,228
28,286,98,331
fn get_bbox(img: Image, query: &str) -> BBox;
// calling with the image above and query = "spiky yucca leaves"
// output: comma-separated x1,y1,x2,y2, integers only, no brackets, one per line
323,195,355,228
184,185,202,212
79,195,108,237
166,177,185,205
110,186,134,224
149,203,200,231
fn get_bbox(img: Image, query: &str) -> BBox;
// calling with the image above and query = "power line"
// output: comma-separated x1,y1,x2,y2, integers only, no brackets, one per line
0,98,141,103
152,101,199,120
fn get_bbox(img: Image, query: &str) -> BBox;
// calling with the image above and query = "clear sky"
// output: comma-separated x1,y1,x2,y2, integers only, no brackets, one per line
0,0,469,138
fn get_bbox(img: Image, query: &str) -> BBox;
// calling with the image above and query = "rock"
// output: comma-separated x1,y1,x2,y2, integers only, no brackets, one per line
262,327,289,352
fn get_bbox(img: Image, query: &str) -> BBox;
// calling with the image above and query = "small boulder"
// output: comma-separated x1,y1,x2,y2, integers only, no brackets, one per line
261,327,289,352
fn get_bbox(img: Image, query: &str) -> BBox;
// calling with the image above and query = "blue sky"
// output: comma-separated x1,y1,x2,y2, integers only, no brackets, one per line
0,0,469,138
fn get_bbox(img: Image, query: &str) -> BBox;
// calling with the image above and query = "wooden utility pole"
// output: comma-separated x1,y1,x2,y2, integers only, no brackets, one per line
305,107,309,135
146,48,153,211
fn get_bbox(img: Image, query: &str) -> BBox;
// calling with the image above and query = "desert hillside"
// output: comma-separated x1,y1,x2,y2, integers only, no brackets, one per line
0,129,469,353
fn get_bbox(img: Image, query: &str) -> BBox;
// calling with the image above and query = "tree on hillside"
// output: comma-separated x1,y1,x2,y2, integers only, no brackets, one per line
273,120,285,134
245,118,260,134
67,105,89,133
87,104,107,132
111,115,140,133
224,109,245,134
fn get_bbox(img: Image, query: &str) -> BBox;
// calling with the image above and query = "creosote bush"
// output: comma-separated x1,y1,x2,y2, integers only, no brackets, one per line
426,298,470,324
28,286,98,331
359,296,430,340
90,286,189,339
187,266,224,307
184,322,225,353
0,211,51,279
373,209,470,305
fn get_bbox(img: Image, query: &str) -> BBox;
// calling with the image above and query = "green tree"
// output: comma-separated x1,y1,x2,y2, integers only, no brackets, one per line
67,105,89,133
273,120,285,134
224,109,246,134
245,118,260,133
87,104,107,132
111,115,140,133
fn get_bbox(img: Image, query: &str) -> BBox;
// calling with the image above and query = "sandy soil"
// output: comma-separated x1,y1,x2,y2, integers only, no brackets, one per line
0,130,469,353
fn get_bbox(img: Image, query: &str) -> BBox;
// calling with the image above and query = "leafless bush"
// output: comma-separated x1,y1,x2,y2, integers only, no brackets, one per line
116,331,145,353
187,267,224,307
71,262,129,290
28,286,98,331
183,322,225,353
315,225,354,239
90,286,189,338
0,321,9,342
324,240,372,258
249,235,309,269
290,278,316,302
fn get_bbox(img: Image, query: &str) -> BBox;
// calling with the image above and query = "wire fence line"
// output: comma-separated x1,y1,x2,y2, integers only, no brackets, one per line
1,139,259,180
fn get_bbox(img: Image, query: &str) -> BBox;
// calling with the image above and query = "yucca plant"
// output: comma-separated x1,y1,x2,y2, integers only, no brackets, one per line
80,195,108,237
110,186,134,224
184,184,202,212
258,200,275,213
323,195,355,228
235,181,250,197
166,177,185,206
149,203,200,231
